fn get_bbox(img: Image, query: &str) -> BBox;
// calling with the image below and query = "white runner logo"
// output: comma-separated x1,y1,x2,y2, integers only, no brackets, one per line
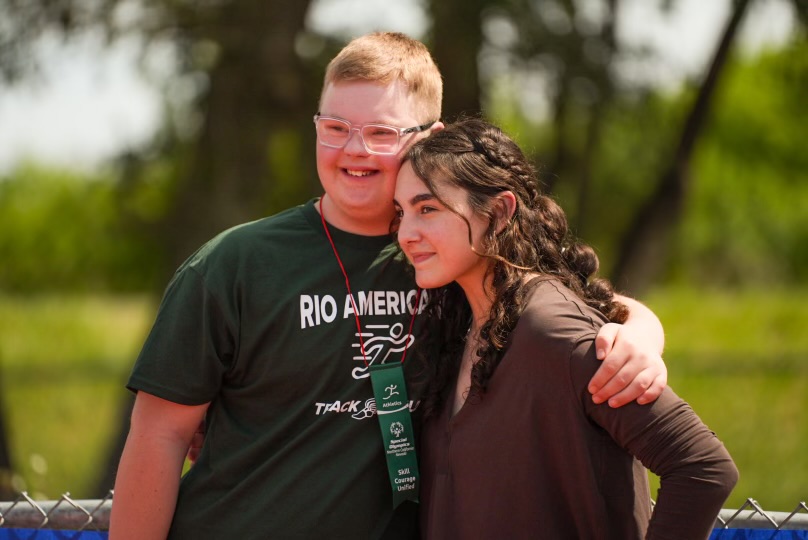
351,323,415,379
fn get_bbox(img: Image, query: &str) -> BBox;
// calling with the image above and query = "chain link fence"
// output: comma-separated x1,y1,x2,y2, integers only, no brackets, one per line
716,500,808,530
0,492,111,531
0,492,806,535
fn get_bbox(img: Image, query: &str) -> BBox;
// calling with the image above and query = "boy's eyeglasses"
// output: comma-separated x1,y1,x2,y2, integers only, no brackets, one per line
313,113,435,155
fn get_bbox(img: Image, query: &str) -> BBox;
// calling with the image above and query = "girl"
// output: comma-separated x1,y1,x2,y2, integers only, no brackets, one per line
393,118,738,539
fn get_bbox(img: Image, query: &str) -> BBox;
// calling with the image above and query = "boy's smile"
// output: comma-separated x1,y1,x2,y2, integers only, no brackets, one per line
316,80,439,236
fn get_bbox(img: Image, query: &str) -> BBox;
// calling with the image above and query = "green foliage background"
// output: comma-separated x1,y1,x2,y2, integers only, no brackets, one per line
673,40,808,286
1,41,805,293
0,166,163,292
563,40,808,286
0,37,805,512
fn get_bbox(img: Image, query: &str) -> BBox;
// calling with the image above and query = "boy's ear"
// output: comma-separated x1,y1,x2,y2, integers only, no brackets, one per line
430,120,445,134
493,191,517,234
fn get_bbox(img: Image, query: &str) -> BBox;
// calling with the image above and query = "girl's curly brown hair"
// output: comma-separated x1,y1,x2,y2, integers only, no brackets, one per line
399,117,628,419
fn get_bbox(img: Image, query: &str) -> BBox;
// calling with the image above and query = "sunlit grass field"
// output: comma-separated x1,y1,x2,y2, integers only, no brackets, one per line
642,288,808,513
0,289,806,511
0,294,155,500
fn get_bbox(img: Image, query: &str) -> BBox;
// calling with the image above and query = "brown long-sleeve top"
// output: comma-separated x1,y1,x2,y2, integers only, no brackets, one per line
419,279,738,540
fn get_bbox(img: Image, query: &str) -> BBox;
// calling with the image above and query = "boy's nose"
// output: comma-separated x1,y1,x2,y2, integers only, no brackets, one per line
343,128,369,155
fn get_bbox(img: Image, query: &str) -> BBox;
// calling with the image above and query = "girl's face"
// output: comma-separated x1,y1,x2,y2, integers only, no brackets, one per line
394,161,492,291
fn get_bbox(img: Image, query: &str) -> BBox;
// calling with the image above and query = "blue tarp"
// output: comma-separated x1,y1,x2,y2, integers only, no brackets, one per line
711,530,808,540
1,529,806,539
0,531,107,540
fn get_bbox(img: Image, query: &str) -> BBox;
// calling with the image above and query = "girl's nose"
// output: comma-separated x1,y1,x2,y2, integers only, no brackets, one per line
396,213,419,244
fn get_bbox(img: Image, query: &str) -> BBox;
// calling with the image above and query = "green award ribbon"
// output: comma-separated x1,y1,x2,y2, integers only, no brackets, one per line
369,362,419,508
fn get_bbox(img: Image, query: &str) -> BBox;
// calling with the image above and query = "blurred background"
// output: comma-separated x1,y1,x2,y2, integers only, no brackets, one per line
0,0,805,512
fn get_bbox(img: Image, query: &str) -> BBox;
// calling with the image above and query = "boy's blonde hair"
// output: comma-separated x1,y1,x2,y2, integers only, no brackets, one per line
322,32,443,122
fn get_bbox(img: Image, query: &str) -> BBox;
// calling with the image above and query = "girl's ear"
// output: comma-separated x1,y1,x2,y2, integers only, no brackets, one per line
493,191,517,234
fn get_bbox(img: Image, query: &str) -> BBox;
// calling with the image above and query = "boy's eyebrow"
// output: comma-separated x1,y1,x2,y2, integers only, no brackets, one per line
319,111,396,126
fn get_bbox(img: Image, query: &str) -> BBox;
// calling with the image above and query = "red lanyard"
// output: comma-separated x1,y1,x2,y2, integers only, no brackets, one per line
319,198,421,368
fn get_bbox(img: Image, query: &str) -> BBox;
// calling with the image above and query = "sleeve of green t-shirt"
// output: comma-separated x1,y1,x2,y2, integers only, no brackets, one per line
127,263,237,405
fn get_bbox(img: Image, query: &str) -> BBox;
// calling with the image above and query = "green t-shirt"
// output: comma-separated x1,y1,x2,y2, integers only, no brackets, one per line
128,199,425,539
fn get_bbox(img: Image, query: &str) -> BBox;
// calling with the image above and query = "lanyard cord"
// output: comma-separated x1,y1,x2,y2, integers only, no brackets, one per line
319,197,421,368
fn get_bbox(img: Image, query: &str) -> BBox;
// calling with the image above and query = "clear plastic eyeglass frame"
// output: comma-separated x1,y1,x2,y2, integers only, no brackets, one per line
313,113,435,155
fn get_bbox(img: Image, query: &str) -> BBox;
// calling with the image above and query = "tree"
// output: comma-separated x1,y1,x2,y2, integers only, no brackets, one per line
611,0,752,294
468,0,635,250
153,0,317,270
0,368,13,500
1,0,318,277
2,0,319,496
671,34,808,286
100,0,318,495
427,0,488,120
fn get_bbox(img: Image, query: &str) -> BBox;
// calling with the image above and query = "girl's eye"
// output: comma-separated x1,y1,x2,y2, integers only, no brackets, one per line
420,206,437,214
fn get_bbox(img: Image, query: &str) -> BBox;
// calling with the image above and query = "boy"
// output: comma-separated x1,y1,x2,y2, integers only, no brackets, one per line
110,32,666,539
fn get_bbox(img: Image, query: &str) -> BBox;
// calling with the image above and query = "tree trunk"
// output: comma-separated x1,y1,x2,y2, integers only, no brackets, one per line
611,0,751,295
791,0,807,28
163,0,315,271
572,0,619,236
543,74,571,195
428,0,486,121
95,0,314,496
0,369,14,500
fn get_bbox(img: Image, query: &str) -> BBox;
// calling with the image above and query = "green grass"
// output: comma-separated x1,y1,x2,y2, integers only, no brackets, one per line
0,289,806,512
643,287,808,512
0,294,155,499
